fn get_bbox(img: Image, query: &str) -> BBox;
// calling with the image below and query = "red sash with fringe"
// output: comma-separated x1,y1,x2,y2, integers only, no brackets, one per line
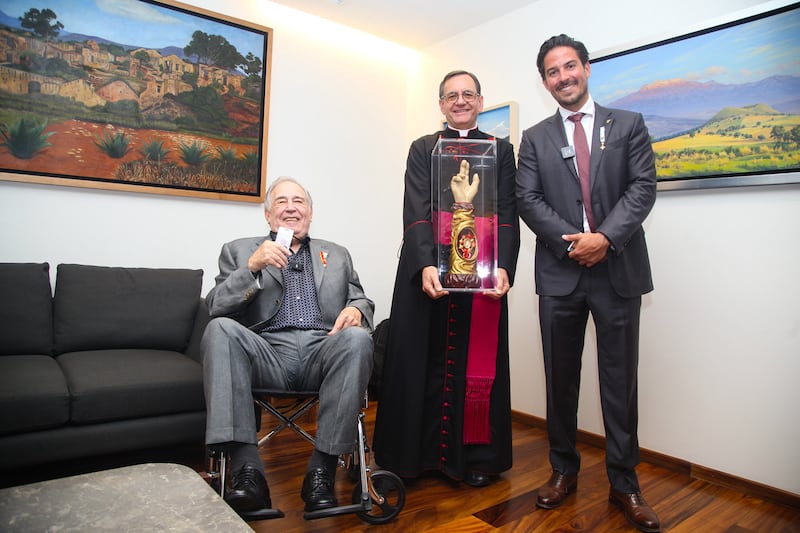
463,294,500,444
434,210,500,444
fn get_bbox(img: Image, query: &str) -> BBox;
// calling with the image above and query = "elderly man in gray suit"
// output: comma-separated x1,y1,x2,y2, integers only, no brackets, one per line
202,176,374,514
516,35,659,532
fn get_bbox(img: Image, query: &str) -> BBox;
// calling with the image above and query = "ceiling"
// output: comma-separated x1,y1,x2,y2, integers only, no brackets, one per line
268,0,539,49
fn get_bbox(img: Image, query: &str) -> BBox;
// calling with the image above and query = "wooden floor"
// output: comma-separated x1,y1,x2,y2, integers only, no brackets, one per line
3,402,797,532
240,402,799,533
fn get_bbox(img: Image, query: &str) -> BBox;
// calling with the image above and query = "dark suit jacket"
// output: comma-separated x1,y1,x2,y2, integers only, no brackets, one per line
516,103,656,298
206,236,374,332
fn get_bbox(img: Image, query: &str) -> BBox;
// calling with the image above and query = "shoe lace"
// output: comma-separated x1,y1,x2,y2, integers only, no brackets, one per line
233,468,260,488
309,469,333,491
630,493,646,505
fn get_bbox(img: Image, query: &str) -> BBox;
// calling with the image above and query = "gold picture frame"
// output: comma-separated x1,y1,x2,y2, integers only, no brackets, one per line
0,0,272,202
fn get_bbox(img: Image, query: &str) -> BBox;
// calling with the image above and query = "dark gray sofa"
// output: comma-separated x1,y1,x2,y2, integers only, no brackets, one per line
0,262,210,471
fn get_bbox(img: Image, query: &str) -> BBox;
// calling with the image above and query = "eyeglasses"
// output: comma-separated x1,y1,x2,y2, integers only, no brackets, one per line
440,90,479,104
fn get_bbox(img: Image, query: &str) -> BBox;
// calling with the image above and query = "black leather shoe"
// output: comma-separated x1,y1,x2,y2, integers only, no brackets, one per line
225,465,272,512
301,466,337,512
536,471,578,509
464,470,492,487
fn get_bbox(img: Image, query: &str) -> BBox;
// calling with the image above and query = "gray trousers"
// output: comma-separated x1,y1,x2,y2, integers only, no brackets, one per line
202,317,373,455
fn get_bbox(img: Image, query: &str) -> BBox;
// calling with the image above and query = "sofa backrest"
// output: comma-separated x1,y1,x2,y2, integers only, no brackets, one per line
53,264,203,354
0,263,54,356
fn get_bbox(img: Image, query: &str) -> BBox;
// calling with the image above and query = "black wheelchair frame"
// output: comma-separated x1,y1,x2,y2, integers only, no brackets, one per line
206,390,405,524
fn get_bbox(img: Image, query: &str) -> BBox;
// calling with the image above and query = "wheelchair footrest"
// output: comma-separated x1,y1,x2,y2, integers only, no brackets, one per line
303,503,367,521
238,507,285,521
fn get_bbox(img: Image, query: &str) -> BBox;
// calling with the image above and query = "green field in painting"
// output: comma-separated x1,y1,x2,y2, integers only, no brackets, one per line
652,104,800,179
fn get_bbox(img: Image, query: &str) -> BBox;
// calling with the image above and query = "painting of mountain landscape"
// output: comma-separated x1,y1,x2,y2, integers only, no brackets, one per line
591,4,799,189
0,0,271,202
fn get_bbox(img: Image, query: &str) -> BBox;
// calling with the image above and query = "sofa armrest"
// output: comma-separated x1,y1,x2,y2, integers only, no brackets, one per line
184,298,210,364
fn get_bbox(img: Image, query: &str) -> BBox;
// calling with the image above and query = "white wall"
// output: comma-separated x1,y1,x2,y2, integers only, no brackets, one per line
414,0,800,494
1,0,798,496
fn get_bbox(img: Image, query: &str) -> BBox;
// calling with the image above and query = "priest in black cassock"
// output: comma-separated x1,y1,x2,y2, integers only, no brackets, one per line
373,70,520,487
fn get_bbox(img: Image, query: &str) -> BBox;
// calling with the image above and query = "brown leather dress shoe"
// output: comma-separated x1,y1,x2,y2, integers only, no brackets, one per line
536,471,578,509
609,489,660,532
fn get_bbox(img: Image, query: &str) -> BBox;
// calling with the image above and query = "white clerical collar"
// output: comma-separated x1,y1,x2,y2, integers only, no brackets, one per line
447,125,477,138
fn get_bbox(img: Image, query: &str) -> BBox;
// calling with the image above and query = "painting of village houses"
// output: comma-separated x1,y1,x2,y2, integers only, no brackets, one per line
0,0,271,201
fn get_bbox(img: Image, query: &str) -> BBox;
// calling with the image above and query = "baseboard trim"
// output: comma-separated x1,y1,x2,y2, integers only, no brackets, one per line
511,410,800,510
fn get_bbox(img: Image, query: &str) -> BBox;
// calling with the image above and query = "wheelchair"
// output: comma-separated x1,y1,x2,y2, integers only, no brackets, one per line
206,388,405,525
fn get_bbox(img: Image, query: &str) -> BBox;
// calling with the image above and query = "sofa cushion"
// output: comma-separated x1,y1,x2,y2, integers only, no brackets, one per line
53,264,203,354
58,349,205,424
0,263,53,356
0,355,70,435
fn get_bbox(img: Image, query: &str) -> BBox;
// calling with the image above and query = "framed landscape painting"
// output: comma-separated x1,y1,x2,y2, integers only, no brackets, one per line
0,0,272,202
442,101,519,147
590,3,799,191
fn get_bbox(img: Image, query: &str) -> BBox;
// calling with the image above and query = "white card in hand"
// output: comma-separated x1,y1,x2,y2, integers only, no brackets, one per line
276,227,293,249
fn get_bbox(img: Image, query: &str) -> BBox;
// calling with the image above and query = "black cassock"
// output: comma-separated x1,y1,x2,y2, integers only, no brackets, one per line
373,128,520,480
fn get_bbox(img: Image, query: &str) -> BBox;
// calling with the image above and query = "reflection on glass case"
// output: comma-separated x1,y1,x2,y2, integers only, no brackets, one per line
432,137,498,292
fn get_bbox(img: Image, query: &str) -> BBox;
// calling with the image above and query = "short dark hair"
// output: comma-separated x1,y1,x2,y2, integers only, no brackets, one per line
536,34,590,80
438,70,482,99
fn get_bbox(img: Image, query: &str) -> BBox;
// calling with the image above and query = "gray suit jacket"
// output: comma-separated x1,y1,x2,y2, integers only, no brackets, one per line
516,103,656,298
206,236,375,332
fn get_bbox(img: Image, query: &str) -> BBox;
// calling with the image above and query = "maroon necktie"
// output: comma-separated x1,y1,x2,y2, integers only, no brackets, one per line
568,113,596,232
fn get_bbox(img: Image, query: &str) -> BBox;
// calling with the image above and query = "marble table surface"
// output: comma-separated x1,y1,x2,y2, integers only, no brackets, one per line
0,462,252,532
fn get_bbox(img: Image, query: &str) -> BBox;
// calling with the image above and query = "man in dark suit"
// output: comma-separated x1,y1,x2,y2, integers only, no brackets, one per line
516,35,659,532
202,177,374,514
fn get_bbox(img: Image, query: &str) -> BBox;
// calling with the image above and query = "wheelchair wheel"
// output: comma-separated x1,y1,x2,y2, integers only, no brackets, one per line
352,470,405,524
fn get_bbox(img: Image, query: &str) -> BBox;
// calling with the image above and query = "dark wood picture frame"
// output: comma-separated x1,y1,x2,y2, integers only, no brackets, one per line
0,0,272,202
